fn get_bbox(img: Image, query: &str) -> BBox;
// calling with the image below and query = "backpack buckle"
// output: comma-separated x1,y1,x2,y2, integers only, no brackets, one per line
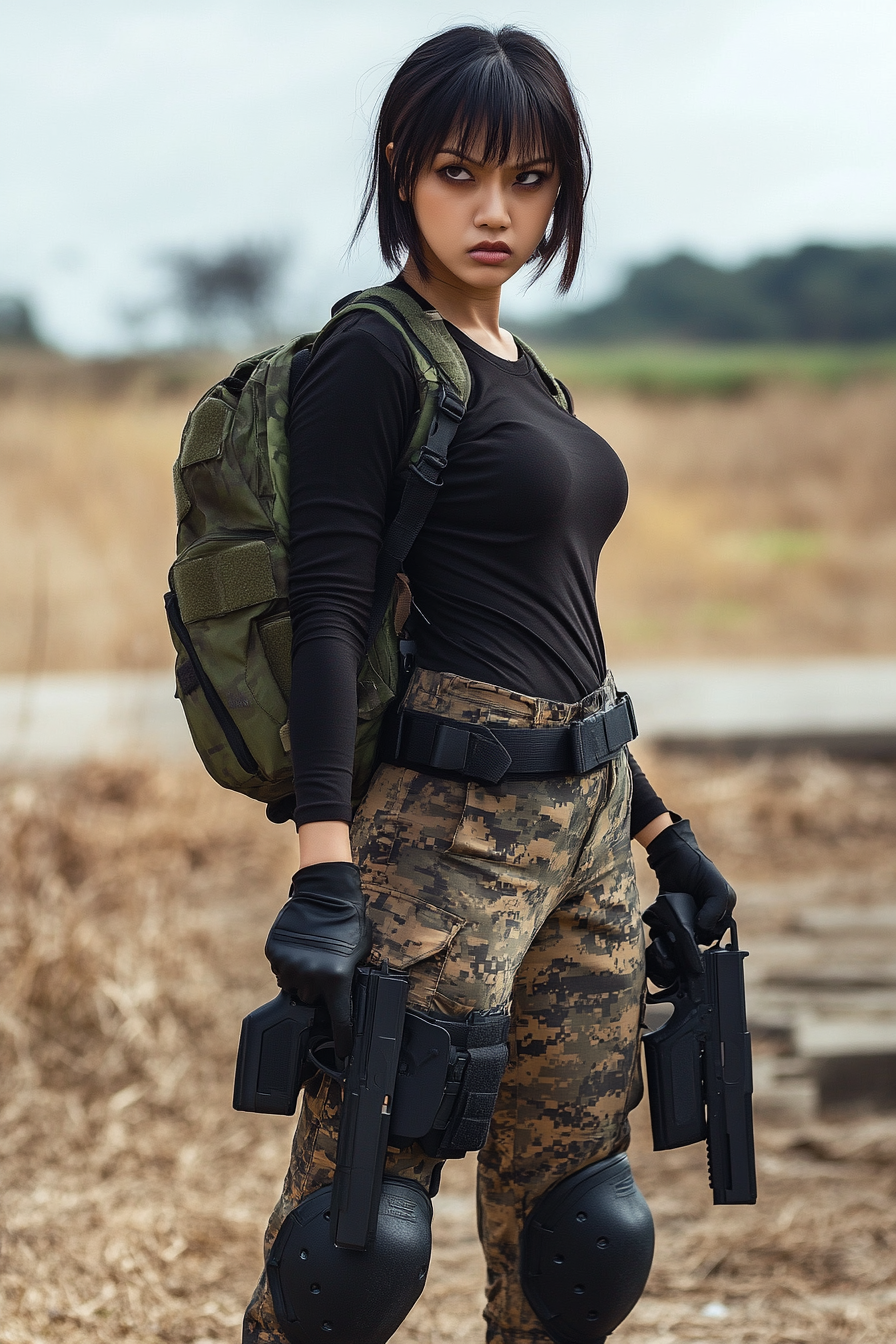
409,454,447,486
437,385,465,422
411,384,465,480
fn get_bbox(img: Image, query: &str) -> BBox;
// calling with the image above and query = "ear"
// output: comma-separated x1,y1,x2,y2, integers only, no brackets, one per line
384,142,408,202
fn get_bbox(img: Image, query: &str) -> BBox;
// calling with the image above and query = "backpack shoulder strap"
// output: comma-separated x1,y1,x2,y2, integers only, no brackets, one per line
313,285,471,652
512,335,573,412
315,284,471,413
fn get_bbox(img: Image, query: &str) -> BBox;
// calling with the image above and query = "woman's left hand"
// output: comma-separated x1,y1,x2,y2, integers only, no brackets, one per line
643,816,736,945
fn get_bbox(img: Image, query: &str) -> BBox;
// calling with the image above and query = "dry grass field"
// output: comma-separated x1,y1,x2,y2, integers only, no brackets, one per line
2,751,895,1344
588,379,896,659
0,348,894,672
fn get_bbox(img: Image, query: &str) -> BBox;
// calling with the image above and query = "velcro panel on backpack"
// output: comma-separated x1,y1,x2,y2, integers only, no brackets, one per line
259,614,292,698
172,463,191,523
173,540,277,623
180,397,232,468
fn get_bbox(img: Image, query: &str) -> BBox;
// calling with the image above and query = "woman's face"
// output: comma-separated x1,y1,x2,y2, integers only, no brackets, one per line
406,136,560,290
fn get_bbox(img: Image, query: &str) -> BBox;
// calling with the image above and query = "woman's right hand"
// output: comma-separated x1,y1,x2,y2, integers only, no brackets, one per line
264,860,372,1060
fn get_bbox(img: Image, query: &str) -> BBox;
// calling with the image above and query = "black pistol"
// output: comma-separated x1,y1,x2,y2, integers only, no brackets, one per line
233,990,320,1115
331,965,409,1249
642,892,757,1205
233,965,411,1249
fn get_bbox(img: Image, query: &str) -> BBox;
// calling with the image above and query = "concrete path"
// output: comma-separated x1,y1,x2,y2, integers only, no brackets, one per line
1,658,894,765
616,657,896,741
0,672,188,764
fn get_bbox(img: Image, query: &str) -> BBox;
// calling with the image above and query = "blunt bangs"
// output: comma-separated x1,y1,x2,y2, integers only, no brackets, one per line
355,26,591,293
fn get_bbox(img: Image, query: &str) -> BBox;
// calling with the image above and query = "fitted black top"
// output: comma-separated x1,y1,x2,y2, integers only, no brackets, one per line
287,278,665,830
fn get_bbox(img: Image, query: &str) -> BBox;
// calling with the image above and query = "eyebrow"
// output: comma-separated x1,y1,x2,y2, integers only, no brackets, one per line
437,147,553,169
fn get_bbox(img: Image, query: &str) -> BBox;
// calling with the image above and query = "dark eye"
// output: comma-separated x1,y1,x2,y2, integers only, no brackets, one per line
443,164,474,182
516,170,544,186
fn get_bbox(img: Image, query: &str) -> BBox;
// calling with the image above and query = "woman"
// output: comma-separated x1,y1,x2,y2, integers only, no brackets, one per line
246,25,735,1344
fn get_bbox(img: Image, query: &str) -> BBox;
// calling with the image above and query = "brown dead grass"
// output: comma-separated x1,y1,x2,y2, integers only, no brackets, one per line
0,367,222,674
589,380,896,658
1,350,894,673
0,761,296,1344
2,755,896,1343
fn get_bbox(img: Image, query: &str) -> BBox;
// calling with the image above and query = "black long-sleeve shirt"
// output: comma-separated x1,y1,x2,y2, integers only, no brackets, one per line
287,278,666,833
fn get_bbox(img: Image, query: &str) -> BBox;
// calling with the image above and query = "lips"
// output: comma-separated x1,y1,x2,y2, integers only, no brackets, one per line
468,241,512,265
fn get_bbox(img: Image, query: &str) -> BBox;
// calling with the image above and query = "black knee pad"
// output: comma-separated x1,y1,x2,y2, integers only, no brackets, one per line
521,1153,654,1344
268,1178,432,1344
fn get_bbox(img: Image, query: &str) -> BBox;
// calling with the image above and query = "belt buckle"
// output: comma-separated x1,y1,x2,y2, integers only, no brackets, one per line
571,712,610,772
571,691,637,773
431,722,512,785
431,724,471,773
617,690,638,742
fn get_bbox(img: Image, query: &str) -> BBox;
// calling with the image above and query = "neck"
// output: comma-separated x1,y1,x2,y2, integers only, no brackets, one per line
401,258,503,342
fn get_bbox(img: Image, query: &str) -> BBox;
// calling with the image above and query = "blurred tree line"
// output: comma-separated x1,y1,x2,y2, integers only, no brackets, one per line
0,296,42,345
4,240,896,349
118,242,289,348
539,244,896,344
157,242,287,346
0,243,288,350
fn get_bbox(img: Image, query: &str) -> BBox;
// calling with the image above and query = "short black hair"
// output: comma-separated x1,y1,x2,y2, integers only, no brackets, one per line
355,26,591,293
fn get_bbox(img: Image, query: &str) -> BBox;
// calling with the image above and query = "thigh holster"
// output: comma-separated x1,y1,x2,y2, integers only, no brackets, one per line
521,1153,654,1344
245,981,511,1344
235,991,510,1160
391,1007,510,1158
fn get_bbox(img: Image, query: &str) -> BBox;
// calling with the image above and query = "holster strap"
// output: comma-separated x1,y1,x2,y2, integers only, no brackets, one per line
420,1010,511,1160
394,692,637,785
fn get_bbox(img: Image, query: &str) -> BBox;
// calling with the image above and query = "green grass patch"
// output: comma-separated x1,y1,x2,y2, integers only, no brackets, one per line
535,342,896,398
716,528,828,566
690,599,756,632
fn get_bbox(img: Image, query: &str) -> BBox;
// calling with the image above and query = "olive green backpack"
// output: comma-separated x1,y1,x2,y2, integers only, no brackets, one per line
166,284,569,822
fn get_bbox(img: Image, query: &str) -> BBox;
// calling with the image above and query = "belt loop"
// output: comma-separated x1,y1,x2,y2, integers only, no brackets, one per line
394,706,408,760
430,724,471,773
570,721,586,773
618,690,638,742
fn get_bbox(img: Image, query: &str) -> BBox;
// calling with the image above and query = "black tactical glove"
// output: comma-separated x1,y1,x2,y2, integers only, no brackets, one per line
642,817,736,986
642,891,703,988
264,861,372,1060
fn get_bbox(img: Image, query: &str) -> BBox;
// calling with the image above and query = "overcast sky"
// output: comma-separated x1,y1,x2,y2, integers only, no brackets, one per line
3,0,894,351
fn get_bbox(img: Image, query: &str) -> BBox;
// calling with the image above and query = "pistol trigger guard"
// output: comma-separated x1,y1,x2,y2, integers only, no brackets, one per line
645,985,681,1006
307,1039,347,1082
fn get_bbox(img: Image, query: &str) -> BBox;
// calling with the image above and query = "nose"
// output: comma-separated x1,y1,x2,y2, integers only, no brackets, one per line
473,176,511,231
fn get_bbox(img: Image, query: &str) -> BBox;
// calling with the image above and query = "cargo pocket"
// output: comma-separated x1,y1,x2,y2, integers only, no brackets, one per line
352,764,468,876
351,764,418,871
446,777,586,869
363,886,464,1012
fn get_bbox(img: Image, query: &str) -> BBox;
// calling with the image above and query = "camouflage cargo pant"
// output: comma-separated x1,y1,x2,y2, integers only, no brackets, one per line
244,668,645,1344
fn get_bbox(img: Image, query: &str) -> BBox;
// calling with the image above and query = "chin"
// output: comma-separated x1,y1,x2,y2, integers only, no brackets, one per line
457,262,514,287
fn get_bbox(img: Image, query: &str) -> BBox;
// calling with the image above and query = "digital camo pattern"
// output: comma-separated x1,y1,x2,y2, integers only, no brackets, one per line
244,668,645,1344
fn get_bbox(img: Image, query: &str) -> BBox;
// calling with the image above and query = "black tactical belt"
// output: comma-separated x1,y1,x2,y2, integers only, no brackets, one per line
392,692,637,786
